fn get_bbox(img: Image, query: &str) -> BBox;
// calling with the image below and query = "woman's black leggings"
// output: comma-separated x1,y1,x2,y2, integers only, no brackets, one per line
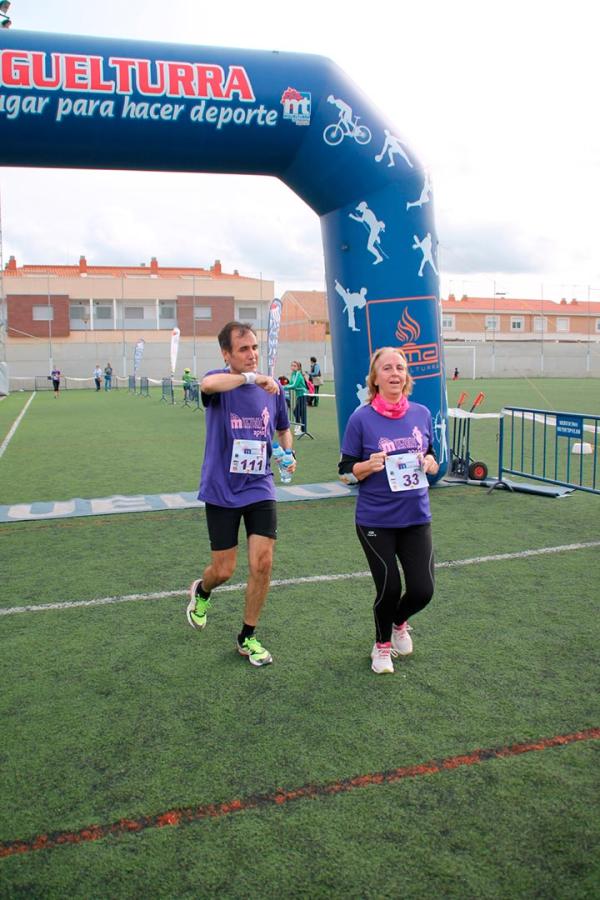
356,522,435,644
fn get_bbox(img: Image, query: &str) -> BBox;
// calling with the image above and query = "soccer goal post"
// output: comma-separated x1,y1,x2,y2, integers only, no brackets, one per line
444,344,477,380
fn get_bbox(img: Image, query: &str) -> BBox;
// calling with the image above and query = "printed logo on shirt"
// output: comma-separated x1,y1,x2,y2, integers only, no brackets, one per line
378,425,425,455
230,407,270,438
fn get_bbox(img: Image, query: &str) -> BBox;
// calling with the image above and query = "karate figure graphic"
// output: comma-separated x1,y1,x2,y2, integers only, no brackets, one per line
334,280,367,332
412,232,439,277
349,201,386,265
406,172,432,210
374,129,413,168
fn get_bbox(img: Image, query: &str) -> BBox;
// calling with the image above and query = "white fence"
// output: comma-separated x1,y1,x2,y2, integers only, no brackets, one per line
4,338,600,390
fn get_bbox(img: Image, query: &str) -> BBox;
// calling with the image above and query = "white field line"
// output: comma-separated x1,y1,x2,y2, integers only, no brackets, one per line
0,392,36,460
2,540,599,618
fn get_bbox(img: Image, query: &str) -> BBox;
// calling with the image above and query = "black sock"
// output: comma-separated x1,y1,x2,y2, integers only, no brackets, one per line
238,623,255,644
195,581,211,600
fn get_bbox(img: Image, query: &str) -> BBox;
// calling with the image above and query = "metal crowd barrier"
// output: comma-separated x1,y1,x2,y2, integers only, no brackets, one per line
161,377,175,404
498,406,600,495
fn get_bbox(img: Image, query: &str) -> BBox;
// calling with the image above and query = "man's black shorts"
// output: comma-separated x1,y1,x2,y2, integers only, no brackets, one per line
205,500,277,551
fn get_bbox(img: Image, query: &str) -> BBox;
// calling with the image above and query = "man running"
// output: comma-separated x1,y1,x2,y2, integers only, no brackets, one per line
186,321,296,667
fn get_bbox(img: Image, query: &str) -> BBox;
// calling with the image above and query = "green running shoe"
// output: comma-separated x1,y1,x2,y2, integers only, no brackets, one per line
237,635,273,667
186,580,211,630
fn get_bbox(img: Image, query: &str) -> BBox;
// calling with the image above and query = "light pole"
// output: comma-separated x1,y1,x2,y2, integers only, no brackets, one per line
47,272,53,371
192,273,197,377
492,280,506,376
121,273,126,377
540,283,544,375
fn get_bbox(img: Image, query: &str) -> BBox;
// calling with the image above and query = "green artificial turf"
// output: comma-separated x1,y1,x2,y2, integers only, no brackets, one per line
0,379,599,897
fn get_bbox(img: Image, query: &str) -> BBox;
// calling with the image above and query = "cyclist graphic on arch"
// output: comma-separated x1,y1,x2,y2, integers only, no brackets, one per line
412,231,439,277
324,95,372,147
374,129,413,168
349,200,387,265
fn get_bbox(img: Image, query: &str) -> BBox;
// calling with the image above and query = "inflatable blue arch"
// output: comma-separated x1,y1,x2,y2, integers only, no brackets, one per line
0,30,449,477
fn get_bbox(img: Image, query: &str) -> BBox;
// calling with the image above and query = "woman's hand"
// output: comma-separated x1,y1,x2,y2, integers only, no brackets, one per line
420,454,439,476
353,451,387,481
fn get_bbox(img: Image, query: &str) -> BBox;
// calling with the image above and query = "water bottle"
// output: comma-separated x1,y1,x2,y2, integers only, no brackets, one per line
272,442,286,482
280,449,294,484
272,442,292,484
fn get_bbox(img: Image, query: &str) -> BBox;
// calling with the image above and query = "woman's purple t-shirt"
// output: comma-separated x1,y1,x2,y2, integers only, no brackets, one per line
341,401,434,528
198,369,290,507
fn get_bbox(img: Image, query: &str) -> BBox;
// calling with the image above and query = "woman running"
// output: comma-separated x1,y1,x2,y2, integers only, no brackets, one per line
338,347,439,674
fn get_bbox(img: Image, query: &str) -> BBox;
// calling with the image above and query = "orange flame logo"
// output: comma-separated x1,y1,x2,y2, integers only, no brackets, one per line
395,308,421,343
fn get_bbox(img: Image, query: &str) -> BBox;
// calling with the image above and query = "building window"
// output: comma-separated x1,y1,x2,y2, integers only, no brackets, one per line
159,305,175,319
510,317,524,331
442,315,455,330
239,306,258,320
533,316,548,333
125,306,145,319
95,305,112,320
596,320,600,333
556,317,569,333
485,315,499,331
194,306,212,320
32,305,54,321
70,304,88,320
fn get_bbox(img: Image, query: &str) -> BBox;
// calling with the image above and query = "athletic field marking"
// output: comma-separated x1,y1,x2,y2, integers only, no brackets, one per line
1,727,597,860
1,540,599,618
0,392,36,460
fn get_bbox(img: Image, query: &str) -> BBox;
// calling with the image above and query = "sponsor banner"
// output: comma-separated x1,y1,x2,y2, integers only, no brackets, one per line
170,327,180,375
133,338,145,374
365,296,441,379
267,297,283,377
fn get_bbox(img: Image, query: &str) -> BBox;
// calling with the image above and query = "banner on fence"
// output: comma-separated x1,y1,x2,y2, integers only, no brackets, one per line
170,328,180,376
267,297,282,378
133,338,145,375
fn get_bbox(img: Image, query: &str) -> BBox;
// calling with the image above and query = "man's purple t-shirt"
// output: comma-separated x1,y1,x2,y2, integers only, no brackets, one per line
341,401,434,528
198,368,290,507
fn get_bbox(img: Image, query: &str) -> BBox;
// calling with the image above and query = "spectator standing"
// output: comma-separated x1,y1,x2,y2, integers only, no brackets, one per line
288,361,308,435
104,363,113,391
50,367,61,398
182,367,195,402
93,365,102,392
308,356,323,407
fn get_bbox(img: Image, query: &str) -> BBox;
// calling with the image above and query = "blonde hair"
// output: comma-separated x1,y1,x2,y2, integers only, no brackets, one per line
366,347,413,402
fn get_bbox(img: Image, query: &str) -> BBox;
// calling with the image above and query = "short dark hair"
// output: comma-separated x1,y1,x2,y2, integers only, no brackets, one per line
310,356,317,363
218,321,255,352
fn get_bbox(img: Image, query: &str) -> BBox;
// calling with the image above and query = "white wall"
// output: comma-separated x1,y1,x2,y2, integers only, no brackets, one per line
6,338,600,388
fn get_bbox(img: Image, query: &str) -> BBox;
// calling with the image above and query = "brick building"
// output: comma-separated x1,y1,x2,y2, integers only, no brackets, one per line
442,295,600,342
3,256,274,341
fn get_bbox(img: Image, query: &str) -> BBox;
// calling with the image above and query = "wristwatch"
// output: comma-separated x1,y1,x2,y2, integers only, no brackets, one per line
243,371,257,384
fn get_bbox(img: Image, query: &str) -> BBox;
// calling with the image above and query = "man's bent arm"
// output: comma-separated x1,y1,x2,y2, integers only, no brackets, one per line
277,428,294,452
201,372,279,395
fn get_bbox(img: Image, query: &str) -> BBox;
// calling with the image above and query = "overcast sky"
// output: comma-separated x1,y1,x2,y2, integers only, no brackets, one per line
1,0,599,303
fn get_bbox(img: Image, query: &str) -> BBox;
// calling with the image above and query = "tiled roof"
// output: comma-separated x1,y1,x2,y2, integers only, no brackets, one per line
444,296,600,313
282,290,327,319
3,261,255,280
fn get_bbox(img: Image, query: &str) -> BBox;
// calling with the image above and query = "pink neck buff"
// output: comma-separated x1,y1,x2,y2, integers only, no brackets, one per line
371,392,409,419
